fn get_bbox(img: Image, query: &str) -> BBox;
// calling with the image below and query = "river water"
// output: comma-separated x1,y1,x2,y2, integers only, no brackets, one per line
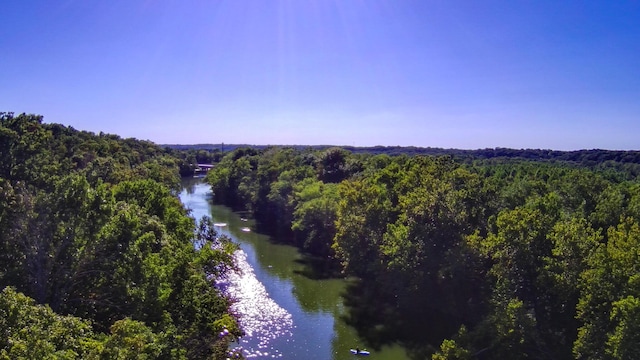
179,177,409,360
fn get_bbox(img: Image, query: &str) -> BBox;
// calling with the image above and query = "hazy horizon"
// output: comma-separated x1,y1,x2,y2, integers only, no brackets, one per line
160,142,637,152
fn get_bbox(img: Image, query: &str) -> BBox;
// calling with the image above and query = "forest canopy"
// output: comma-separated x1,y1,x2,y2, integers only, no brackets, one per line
0,112,241,359
5,110,640,359
206,145,640,359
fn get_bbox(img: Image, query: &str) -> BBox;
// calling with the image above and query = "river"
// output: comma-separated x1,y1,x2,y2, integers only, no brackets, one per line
179,177,409,360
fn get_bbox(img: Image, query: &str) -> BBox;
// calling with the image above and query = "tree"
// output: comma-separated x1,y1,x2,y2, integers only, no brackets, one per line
575,218,640,359
97,319,165,360
432,339,470,360
292,179,339,256
317,147,351,183
0,112,242,359
606,296,640,359
0,287,97,359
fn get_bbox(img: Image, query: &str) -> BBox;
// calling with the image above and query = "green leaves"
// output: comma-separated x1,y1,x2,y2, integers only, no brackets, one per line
432,338,471,360
292,179,339,256
0,287,95,359
197,143,640,358
575,218,640,359
0,114,242,359
97,319,165,360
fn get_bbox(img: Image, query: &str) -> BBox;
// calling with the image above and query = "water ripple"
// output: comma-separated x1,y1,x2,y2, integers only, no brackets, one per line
218,249,294,359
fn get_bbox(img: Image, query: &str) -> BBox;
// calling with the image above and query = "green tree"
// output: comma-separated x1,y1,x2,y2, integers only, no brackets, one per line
0,287,97,359
96,319,165,360
432,339,470,360
575,218,640,359
292,179,339,256
317,147,350,183
606,296,640,359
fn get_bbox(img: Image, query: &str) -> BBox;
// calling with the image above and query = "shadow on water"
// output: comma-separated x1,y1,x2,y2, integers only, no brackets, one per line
254,220,295,246
293,255,343,280
181,178,415,359
241,222,451,358
339,278,465,360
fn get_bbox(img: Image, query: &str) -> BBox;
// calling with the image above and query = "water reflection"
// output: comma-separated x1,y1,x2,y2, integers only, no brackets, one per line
179,177,409,360
181,175,203,195
219,250,293,358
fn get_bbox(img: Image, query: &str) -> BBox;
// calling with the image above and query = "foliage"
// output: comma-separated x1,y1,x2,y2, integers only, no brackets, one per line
0,112,240,359
0,287,96,359
206,143,640,359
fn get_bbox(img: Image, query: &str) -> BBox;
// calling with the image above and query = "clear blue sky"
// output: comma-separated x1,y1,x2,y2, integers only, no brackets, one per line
1,1,639,150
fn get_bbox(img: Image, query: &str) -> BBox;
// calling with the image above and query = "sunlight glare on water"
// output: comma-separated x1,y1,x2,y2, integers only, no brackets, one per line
218,249,294,359
181,178,410,360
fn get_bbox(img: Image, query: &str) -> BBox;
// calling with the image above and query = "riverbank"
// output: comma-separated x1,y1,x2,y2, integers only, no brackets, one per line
179,177,409,360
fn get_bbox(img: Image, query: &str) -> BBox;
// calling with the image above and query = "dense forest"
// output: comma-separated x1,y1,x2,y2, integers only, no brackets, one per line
0,113,242,359
206,146,640,359
5,110,640,359
170,144,640,177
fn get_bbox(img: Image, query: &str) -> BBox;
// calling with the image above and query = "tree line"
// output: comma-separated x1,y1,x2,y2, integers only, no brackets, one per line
0,112,241,359
206,145,640,359
171,144,640,175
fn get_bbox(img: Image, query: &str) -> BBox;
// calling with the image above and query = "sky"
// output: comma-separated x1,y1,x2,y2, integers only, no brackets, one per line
1,1,639,150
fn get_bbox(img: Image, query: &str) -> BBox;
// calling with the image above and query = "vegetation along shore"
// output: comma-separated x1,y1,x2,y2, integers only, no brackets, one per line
3,111,640,359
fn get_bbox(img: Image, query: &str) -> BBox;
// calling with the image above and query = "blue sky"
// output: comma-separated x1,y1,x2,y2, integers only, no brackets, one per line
1,1,639,150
